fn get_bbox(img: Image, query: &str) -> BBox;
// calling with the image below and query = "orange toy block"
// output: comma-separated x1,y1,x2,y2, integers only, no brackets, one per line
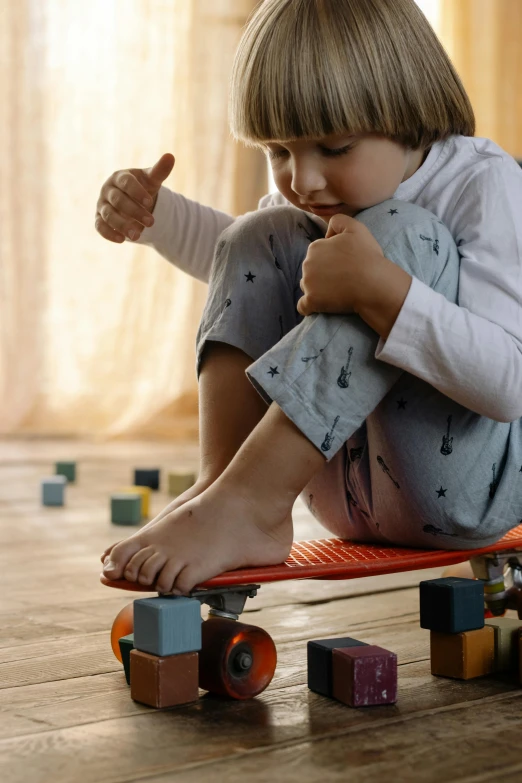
431,626,495,679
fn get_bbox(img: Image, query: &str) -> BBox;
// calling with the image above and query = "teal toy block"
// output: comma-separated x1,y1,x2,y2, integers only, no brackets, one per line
118,633,134,685
420,577,484,634
55,461,76,482
133,596,202,657
110,494,141,526
42,476,67,506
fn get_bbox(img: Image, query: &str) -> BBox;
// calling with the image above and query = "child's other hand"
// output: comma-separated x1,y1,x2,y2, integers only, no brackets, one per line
296,214,384,317
95,152,175,243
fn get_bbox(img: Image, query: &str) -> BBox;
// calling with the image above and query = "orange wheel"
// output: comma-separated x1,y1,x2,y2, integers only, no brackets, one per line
199,616,276,699
110,602,134,662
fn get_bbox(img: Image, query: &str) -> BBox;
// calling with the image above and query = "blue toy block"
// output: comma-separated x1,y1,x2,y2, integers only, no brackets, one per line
111,494,142,525
134,468,160,491
133,596,202,657
42,476,67,506
307,637,369,697
118,633,134,685
55,461,76,482
420,577,484,633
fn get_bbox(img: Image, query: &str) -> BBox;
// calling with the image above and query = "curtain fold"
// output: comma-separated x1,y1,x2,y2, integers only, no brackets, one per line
0,0,265,439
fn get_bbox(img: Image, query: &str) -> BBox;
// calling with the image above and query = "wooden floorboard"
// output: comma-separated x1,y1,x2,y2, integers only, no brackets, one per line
1,438,521,783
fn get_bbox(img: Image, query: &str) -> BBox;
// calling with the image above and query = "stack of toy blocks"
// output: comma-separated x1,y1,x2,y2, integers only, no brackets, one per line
421,577,498,679
129,596,202,707
168,471,197,496
115,486,151,519
308,636,397,706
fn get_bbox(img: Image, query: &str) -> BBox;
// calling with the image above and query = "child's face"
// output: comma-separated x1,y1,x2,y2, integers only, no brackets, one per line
264,133,427,220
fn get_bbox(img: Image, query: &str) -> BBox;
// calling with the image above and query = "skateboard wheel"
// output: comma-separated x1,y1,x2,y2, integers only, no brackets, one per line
111,602,134,662
199,617,276,699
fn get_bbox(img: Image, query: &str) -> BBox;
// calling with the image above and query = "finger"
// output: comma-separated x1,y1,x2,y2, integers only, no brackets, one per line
97,199,149,241
145,153,175,190
325,213,355,239
113,170,156,210
106,186,155,229
94,213,126,243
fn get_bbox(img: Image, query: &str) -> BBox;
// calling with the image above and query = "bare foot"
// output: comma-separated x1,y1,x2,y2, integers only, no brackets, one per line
100,478,212,565
100,477,294,595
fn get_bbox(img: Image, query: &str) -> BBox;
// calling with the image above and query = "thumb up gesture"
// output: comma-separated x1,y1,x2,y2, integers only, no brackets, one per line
95,153,175,243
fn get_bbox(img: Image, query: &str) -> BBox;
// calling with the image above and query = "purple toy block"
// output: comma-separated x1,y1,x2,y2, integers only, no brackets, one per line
332,645,398,707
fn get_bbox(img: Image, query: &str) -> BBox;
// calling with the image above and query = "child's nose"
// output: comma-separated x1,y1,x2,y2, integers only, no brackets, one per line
291,161,327,198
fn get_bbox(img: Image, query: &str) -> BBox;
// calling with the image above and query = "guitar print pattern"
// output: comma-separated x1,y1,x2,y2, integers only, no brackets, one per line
196,200,522,550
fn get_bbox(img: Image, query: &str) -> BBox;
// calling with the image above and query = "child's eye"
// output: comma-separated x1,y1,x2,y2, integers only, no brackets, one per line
267,143,354,161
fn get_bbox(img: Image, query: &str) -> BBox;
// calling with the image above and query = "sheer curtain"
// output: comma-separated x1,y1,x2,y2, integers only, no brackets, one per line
0,0,265,439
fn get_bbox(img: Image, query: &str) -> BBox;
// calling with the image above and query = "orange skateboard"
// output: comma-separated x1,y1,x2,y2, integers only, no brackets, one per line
103,526,522,698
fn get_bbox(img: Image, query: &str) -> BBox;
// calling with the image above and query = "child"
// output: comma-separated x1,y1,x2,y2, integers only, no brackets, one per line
97,0,522,596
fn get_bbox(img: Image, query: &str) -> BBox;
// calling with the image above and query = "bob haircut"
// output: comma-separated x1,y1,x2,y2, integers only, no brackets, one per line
229,0,475,151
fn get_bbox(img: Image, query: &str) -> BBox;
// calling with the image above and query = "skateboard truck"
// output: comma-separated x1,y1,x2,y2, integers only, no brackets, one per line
189,584,260,621
470,550,522,616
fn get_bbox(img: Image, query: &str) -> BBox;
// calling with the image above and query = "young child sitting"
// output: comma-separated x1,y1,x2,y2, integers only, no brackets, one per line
96,0,522,596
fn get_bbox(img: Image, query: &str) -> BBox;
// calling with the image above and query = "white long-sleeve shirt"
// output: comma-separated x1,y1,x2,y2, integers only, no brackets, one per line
136,135,522,422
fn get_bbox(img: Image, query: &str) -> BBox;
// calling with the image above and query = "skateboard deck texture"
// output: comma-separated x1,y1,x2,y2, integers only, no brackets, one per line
101,524,522,592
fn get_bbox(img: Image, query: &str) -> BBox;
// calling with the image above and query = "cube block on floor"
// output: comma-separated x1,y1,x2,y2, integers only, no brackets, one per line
420,577,484,633
118,633,134,685
130,649,199,707
431,626,495,679
332,645,398,707
134,597,202,657
168,472,197,497
111,494,142,525
134,469,160,491
307,637,369,697
55,461,76,482
117,486,151,518
42,476,67,506
485,617,522,673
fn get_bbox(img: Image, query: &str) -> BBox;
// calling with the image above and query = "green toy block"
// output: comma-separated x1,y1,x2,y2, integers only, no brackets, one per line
118,633,134,685
55,461,76,482
111,494,141,525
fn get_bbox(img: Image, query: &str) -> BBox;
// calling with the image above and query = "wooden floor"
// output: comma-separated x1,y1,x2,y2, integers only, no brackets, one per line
1,438,522,783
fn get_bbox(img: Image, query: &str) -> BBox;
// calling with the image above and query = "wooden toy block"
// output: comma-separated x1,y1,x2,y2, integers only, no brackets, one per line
420,577,484,633
134,468,160,491
430,626,495,679
485,617,522,673
332,645,398,707
307,637,369,697
42,476,67,506
110,494,142,525
55,461,76,482
117,486,151,518
118,633,134,685
168,471,197,497
133,596,202,657
130,649,199,707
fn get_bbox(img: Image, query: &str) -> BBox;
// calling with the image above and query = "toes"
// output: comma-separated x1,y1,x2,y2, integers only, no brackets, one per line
155,560,184,595
173,562,208,596
123,546,156,582
100,542,119,564
102,537,142,580
138,552,168,586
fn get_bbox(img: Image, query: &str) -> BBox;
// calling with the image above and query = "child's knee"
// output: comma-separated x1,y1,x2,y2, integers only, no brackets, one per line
355,199,459,294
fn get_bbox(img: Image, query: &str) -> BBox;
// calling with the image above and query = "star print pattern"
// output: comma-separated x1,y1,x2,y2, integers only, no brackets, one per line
201,205,520,545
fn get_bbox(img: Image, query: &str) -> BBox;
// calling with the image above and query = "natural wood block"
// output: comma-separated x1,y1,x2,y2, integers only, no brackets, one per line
117,486,151,518
332,645,398,707
485,617,522,672
130,649,199,708
431,626,495,679
168,471,196,496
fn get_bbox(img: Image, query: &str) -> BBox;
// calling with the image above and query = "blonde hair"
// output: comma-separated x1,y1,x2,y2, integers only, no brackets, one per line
229,0,475,150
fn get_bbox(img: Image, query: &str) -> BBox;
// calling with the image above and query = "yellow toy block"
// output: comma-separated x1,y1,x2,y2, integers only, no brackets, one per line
117,486,151,518
430,626,495,679
168,471,196,497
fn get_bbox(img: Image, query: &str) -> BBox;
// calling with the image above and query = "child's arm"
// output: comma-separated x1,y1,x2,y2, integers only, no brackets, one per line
373,162,522,423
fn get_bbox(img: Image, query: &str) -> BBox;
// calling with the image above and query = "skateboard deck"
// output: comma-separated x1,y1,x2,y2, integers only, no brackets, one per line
101,523,522,592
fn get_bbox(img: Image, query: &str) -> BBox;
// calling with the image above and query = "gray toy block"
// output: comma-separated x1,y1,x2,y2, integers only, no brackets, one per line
42,476,67,506
55,461,76,482
111,494,142,525
133,596,202,657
